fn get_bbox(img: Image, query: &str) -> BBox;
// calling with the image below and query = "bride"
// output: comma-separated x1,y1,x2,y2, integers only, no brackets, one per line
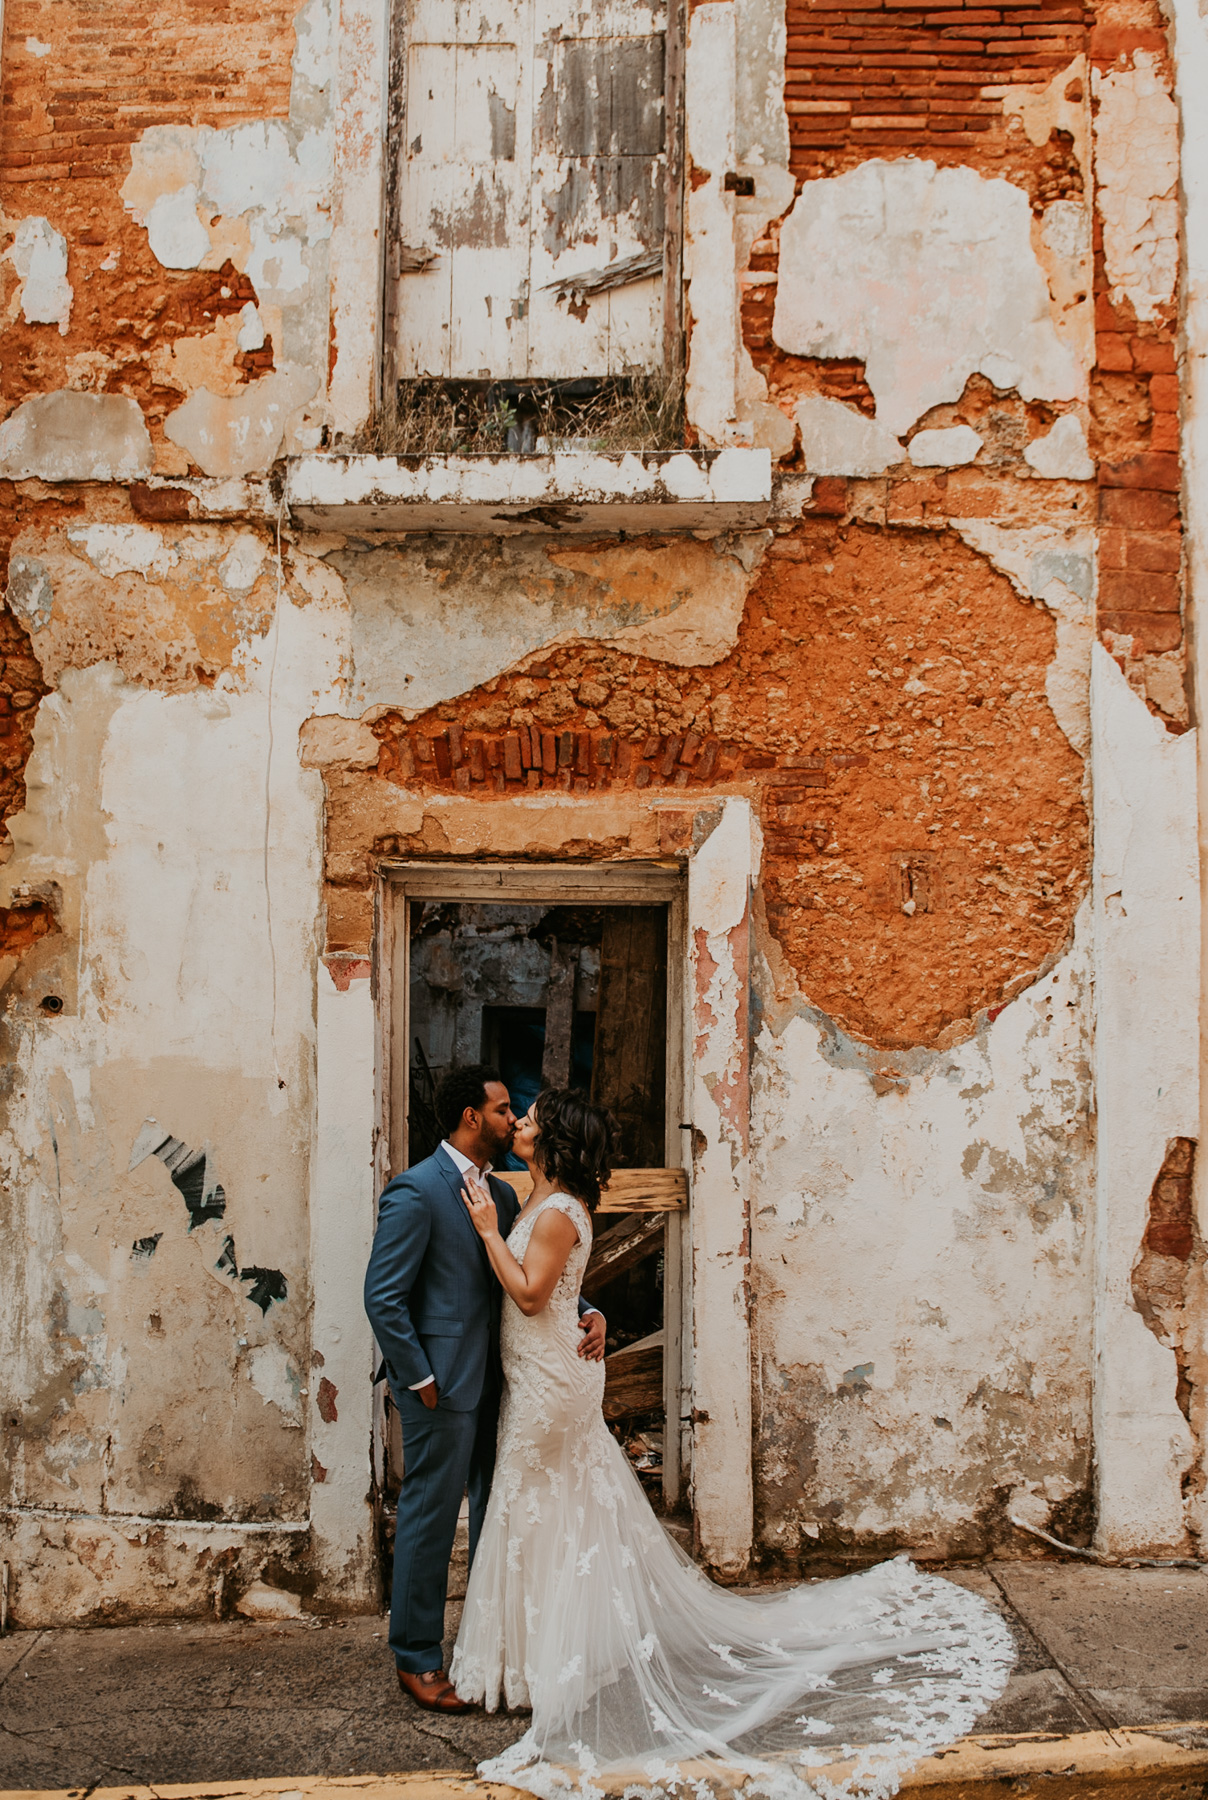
450,1087,1013,1800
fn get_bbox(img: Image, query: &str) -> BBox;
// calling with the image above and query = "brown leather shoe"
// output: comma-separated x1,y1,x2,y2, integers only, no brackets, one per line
396,1666,474,1713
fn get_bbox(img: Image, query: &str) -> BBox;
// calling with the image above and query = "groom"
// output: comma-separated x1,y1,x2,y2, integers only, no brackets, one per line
364,1063,606,1712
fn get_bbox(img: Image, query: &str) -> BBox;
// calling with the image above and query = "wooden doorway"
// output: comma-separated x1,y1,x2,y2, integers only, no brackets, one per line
375,862,688,1546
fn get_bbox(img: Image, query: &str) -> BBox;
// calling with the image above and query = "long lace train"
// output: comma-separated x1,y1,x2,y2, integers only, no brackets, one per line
451,1193,1014,1800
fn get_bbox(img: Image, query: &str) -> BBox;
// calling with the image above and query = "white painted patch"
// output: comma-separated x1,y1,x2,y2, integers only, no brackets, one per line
795,395,902,476
687,799,756,1571
246,220,310,306
292,0,334,92
752,906,1094,1550
218,534,268,594
24,36,52,54
165,364,320,478
998,56,1089,175
200,122,332,238
1024,414,1094,480
684,4,739,444
774,160,1081,435
145,185,211,271
309,963,377,1583
236,303,266,353
121,121,332,276
908,425,983,467
1093,53,1178,323
5,553,54,630
67,524,180,581
7,216,72,334
246,1343,303,1426
0,392,154,482
298,716,380,767
1091,646,1199,1551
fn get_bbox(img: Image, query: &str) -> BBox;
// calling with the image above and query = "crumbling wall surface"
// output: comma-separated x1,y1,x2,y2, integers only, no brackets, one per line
0,0,333,487
0,540,376,1623
751,905,1093,1562
342,519,1089,1052
301,505,1099,1559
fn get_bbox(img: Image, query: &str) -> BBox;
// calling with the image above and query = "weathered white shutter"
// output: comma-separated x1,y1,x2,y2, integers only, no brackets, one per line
394,0,667,381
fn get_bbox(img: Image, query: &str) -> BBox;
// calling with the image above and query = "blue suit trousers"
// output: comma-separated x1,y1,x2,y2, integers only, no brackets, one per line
389,1384,500,1672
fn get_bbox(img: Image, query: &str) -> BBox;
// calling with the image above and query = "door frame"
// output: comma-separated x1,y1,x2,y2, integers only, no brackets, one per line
376,859,691,1507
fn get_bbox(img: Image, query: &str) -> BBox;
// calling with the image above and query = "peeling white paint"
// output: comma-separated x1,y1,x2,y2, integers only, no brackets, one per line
6,216,72,333
218,535,269,594
795,396,902,477
908,424,983,467
145,185,211,271
245,1343,304,1426
67,524,181,581
1091,646,1199,1552
688,799,756,1572
1093,53,1179,323
754,910,1093,1552
236,304,266,353
165,364,321,478
0,392,154,482
685,4,740,445
774,160,1082,436
1024,414,1095,480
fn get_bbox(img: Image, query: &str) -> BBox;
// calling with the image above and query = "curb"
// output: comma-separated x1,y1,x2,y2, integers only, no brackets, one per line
3,1730,1207,1800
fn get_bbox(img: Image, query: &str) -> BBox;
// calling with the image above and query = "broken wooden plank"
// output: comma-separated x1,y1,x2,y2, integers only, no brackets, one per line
603,1327,664,1420
494,1166,687,1212
543,248,663,301
598,1167,686,1212
582,1212,664,1302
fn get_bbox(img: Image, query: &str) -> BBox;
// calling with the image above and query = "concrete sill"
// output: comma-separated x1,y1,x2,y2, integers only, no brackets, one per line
283,448,772,534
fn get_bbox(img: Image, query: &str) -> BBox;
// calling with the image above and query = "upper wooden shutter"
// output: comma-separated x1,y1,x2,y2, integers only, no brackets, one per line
394,0,668,382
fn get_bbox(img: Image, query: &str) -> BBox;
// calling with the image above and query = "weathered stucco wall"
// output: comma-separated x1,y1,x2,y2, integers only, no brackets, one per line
0,0,1205,1621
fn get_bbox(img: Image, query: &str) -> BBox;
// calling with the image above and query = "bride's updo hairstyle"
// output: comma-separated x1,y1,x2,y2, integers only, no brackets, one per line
532,1087,620,1211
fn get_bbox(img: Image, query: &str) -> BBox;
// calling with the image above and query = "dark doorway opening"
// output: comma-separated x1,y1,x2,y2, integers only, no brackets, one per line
400,899,670,1464
376,871,687,1605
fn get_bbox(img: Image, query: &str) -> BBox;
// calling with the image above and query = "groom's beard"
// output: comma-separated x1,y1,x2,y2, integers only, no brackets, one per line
480,1123,516,1165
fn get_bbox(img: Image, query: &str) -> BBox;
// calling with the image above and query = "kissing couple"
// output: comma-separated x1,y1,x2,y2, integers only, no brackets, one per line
364,1067,1014,1800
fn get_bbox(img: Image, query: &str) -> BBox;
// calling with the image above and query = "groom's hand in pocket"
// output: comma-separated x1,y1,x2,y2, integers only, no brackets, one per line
578,1310,606,1362
418,1380,439,1409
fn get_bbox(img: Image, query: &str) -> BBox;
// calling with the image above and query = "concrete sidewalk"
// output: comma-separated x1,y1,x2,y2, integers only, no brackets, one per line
1,1563,1206,1794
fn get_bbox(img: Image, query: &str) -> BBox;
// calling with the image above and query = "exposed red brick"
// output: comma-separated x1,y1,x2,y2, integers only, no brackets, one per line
329,523,1089,1051
1099,452,1181,491
1099,488,1180,531
1097,611,1183,653
1099,570,1180,613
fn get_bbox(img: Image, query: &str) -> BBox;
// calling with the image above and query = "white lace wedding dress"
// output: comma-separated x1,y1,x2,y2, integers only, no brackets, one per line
450,1193,1013,1800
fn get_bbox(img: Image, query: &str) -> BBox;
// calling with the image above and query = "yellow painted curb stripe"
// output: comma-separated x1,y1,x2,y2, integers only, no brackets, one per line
2,1730,1206,1800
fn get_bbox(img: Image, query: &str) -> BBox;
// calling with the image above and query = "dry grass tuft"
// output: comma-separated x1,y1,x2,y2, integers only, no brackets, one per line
359,374,685,458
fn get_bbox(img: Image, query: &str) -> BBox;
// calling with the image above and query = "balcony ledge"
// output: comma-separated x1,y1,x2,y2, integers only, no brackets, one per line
284,448,772,534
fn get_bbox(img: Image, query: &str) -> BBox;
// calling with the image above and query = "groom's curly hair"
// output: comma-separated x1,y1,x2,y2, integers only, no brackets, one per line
434,1063,503,1137
532,1087,620,1211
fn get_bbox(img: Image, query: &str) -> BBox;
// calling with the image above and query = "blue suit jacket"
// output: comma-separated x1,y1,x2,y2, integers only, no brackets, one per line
363,1146,596,1413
